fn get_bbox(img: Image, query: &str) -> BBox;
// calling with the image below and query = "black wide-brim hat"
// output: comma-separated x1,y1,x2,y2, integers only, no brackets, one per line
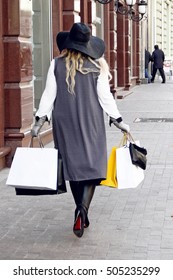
56,22,105,59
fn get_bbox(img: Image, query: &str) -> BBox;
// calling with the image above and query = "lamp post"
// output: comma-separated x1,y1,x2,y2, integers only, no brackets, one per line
96,0,147,22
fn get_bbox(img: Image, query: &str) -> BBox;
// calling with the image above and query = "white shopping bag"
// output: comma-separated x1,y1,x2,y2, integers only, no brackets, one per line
6,147,58,190
116,145,144,189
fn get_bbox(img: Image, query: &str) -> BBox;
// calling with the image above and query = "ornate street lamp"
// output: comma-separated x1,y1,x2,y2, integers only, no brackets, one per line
96,0,147,22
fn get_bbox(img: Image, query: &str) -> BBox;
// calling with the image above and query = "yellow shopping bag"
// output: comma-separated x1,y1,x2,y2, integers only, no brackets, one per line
100,147,118,188
100,134,127,188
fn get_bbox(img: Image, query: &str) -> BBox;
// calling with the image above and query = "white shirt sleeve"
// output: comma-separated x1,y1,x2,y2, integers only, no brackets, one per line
35,59,57,120
97,71,122,120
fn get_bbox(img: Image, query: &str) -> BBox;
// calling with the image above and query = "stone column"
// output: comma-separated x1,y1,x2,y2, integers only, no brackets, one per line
63,0,78,30
3,0,33,166
0,0,3,150
117,13,126,87
136,21,141,85
132,21,137,76
52,0,81,55
103,3,110,66
0,0,11,169
52,0,63,57
87,0,92,29
109,1,117,92
80,0,89,23
140,20,148,84
124,16,130,90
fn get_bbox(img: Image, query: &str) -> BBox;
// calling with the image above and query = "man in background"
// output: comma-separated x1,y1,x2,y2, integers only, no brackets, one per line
151,45,166,83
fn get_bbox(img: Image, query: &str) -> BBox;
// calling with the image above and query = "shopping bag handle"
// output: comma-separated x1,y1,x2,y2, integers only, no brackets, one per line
127,133,135,143
29,134,44,148
118,133,136,147
118,133,138,148
119,133,129,147
120,132,136,143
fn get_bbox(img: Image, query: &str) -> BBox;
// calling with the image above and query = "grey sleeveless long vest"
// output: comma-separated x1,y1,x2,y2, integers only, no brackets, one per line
52,57,107,181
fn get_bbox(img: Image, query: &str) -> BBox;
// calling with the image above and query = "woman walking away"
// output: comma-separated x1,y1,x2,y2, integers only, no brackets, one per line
31,23,130,238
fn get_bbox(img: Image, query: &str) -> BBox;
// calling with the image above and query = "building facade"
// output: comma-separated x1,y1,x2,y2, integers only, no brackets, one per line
147,0,173,58
0,0,143,170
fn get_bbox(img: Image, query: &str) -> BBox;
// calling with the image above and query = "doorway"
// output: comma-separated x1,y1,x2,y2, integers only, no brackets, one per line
32,0,52,110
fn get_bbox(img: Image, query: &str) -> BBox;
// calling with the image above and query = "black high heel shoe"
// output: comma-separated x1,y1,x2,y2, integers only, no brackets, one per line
74,206,89,229
73,206,85,238
84,210,90,228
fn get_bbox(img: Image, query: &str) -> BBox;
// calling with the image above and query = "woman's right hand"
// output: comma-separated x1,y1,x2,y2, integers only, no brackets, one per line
109,117,130,133
117,121,130,133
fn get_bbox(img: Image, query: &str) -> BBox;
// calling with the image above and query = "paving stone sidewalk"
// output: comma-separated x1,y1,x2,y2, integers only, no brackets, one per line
0,80,173,260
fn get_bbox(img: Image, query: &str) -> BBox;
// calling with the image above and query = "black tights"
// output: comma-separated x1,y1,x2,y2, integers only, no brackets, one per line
69,181,96,212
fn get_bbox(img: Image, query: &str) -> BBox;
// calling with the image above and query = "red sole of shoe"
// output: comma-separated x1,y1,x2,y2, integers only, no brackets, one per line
74,216,81,231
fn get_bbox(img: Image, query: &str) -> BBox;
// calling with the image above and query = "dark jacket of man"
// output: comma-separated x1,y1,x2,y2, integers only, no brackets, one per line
152,45,165,69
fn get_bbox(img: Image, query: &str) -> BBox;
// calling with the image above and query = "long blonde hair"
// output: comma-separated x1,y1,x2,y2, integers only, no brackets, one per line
62,50,111,94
